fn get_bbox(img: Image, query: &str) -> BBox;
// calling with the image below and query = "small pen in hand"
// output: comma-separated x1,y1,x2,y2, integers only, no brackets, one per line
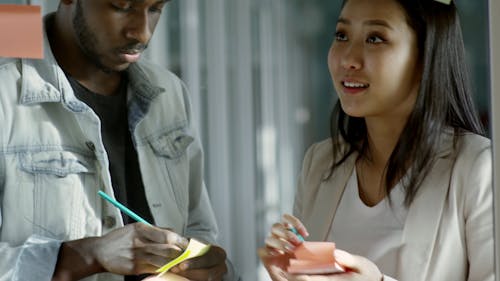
98,190,152,226
289,226,305,242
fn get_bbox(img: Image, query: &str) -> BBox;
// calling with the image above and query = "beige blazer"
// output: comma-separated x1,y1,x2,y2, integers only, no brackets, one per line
293,132,493,281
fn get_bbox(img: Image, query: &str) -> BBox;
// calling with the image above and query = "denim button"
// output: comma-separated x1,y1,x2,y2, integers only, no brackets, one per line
85,141,95,152
102,216,116,228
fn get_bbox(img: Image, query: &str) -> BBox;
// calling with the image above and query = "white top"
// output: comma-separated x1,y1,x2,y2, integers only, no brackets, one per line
329,169,409,278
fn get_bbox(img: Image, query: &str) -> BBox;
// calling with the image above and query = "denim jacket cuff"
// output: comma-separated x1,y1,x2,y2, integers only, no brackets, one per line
13,235,62,281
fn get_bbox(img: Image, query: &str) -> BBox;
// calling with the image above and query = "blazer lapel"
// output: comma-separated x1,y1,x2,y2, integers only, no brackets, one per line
306,153,357,241
398,155,453,280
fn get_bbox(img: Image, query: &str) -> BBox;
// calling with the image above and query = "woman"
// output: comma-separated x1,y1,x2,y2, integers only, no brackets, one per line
260,0,493,280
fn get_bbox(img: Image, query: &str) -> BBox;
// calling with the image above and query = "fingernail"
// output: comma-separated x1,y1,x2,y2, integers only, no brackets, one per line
180,263,188,271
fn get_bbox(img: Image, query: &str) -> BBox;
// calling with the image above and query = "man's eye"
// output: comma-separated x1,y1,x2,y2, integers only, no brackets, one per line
113,3,133,12
149,5,164,14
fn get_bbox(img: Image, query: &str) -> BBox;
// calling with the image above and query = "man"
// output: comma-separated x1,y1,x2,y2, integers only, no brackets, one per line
0,0,234,280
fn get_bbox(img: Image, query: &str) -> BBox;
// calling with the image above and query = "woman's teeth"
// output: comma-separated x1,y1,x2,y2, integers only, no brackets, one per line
343,81,368,88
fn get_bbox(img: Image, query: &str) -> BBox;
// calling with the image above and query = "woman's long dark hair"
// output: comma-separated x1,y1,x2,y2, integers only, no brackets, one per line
330,0,485,206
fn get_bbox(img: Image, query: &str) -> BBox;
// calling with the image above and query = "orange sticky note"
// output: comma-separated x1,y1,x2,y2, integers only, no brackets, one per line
0,4,43,59
287,242,345,275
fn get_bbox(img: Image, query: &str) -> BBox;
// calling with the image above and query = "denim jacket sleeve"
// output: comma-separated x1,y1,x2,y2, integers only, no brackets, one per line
0,235,62,281
179,81,219,244
0,62,62,281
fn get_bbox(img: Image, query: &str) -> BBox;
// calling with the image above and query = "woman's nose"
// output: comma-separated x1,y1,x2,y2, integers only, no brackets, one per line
340,42,363,70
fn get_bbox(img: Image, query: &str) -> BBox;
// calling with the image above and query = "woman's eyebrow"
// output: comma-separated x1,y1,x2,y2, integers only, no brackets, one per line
363,19,394,30
337,17,394,30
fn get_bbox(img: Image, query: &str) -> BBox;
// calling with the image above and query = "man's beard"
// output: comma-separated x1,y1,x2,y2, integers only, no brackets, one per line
73,1,115,73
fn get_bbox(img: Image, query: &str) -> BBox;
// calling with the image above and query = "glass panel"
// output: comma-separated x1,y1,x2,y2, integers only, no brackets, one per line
490,0,500,277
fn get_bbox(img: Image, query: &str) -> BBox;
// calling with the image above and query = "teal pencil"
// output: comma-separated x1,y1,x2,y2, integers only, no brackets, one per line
289,226,305,242
98,190,152,226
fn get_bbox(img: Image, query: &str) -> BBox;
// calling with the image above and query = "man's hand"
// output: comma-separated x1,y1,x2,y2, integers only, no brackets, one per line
171,245,228,281
52,223,189,281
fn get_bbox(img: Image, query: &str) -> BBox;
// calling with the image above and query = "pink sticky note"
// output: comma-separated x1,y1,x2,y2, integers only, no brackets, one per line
0,4,43,59
287,242,345,275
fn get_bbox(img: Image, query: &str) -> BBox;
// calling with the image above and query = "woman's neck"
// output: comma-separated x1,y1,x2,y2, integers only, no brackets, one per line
355,116,409,206
363,117,407,169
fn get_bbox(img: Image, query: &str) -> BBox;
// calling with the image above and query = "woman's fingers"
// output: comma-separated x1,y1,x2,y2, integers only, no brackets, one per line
282,214,309,238
333,249,383,281
333,250,358,271
270,222,303,245
265,235,296,254
265,214,310,255
258,248,292,281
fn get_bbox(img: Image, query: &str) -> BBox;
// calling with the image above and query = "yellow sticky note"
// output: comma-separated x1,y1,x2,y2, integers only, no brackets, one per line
155,239,211,276
0,4,43,59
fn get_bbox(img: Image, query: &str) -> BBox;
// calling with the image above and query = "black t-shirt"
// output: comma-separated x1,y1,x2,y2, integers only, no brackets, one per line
67,76,154,225
68,76,154,281
67,76,155,281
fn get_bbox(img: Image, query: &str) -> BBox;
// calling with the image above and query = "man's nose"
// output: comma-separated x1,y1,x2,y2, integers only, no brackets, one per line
125,11,152,44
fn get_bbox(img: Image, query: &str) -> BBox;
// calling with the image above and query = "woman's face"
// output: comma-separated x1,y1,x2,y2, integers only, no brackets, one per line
328,0,421,120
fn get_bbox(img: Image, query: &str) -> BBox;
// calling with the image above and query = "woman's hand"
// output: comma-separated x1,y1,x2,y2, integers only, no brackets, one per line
265,214,309,255
286,250,383,281
258,247,293,281
259,214,309,281
259,212,382,281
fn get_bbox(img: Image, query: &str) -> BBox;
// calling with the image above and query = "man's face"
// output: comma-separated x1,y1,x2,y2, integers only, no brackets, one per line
72,0,167,72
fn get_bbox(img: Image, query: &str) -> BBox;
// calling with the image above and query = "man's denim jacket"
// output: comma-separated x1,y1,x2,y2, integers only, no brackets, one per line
0,23,218,281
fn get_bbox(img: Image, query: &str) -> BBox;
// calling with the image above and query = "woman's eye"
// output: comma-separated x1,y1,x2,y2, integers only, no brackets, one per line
367,35,384,44
335,31,348,42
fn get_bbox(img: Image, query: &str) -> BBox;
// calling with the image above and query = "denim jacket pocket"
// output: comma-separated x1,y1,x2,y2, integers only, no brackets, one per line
19,150,94,176
16,150,96,239
149,127,194,159
147,127,194,216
